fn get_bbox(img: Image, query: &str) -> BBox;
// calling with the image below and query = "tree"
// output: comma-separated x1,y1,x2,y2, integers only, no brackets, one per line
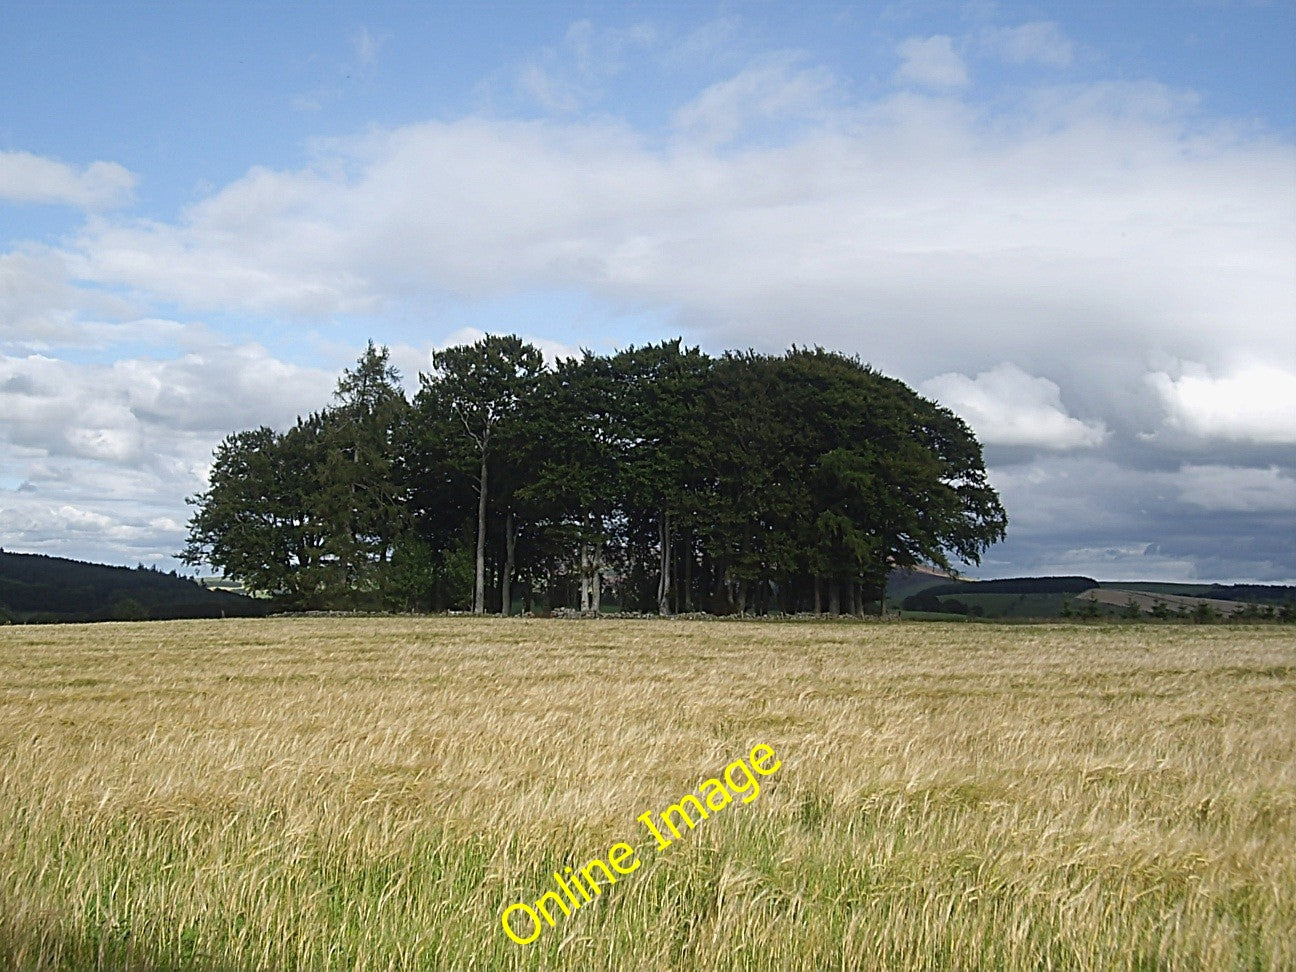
400,381,476,611
687,348,1006,615
187,335,1009,617
421,335,545,614
326,341,409,603
182,344,409,610
181,417,337,607
521,352,623,613
606,341,712,615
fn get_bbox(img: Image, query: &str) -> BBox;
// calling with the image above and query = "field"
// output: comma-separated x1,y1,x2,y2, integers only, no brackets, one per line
1,618,1293,971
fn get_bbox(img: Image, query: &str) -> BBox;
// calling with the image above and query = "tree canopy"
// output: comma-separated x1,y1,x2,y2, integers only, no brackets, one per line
182,336,1007,614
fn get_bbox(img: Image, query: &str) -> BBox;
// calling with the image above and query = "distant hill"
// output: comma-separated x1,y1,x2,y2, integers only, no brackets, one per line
1079,589,1252,617
1098,581,1296,604
885,566,958,601
923,576,1098,596
0,551,271,624
893,573,1294,620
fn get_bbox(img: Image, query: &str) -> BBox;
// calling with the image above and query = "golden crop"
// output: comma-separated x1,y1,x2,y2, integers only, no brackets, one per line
1,617,1292,970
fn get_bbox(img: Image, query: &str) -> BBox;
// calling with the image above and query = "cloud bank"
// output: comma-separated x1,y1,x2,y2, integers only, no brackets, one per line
1,14,1292,580
0,151,136,209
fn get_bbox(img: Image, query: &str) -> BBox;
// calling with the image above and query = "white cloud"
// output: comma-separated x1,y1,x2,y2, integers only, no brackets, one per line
0,490,192,564
2,56,1292,579
0,151,136,208
0,346,333,464
0,249,194,351
67,165,376,316
0,343,338,567
519,64,587,113
921,363,1108,449
673,58,834,145
1149,364,1296,443
48,72,1288,399
1175,464,1296,513
982,22,1074,68
516,18,658,114
28,79,1285,486
894,36,968,88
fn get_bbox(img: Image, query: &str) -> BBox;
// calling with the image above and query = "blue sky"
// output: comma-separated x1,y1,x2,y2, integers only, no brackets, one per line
1,0,1293,582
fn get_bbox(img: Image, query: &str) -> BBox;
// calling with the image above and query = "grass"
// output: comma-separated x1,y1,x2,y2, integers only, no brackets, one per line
0,617,1293,970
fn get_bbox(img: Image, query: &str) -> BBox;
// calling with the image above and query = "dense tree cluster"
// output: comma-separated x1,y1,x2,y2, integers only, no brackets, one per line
182,336,1008,614
0,551,266,624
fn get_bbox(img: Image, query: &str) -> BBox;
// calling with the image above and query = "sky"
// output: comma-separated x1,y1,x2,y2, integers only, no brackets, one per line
1,0,1293,583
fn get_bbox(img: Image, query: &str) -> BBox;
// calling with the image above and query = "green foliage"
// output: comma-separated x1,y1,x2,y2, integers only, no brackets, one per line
182,342,410,610
1191,601,1218,624
380,534,438,612
436,543,475,611
108,598,149,622
0,551,265,623
185,336,1010,616
421,334,546,614
900,592,985,617
925,576,1097,596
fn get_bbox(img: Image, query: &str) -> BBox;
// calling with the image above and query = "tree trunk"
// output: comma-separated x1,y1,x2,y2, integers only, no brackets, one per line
501,510,516,616
580,543,591,612
828,577,840,616
474,451,488,614
683,534,694,612
813,575,822,614
657,509,672,616
591,537,602,614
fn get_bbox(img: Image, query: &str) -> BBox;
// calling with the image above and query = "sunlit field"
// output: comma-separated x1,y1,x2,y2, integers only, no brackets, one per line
1,617,1292,971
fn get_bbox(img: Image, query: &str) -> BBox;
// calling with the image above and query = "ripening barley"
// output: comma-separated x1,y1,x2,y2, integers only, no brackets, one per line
0,618,1292,970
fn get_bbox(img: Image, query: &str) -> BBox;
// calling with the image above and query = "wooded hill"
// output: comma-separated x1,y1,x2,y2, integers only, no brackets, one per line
895,574,1296,620
183,337,1008,615
0,551,269,624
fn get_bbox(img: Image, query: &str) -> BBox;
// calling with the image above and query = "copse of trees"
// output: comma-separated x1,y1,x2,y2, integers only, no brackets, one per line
181,336,1008,615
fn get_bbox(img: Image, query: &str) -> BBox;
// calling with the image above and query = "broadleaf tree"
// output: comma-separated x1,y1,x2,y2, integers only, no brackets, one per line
185,336,1007,616
420,335,545,614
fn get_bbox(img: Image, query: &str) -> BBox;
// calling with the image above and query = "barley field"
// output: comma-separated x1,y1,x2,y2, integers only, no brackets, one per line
0,617,1292,971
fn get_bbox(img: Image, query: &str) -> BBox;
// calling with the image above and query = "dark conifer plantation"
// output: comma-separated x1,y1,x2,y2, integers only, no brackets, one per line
182,336,1007,614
